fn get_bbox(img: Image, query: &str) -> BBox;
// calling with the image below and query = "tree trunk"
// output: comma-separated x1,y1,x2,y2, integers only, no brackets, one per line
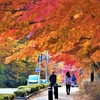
91,72,94,82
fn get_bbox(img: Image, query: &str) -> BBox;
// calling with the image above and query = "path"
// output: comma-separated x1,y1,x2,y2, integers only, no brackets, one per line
28,86,79,100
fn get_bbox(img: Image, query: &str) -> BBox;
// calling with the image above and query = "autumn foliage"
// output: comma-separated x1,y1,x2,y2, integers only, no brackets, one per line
0,0,100,75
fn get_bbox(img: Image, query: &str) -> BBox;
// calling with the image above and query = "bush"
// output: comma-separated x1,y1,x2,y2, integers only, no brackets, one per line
23,88,31,95
43,84,49,87
27,84,40,92
18,85,27,89
18,86,31,94
37,84,44,89
14,89,27,97
79,78,90,91
14,84,49,97
0,94,15,100
84,81,100,100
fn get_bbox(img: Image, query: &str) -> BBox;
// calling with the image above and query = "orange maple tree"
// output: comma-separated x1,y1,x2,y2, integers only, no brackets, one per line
0,0,100,74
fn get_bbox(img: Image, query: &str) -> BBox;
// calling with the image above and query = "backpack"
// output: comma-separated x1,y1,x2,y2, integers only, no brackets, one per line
72,76,76,81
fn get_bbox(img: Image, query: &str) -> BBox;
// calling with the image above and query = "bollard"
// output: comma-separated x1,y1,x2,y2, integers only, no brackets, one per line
54,83,58,99
48,87,53,100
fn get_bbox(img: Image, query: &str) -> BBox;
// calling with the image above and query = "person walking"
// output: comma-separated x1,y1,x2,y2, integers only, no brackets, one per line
49,70,57,88
71,74,76,87
49,70,57,96
65,71,72,95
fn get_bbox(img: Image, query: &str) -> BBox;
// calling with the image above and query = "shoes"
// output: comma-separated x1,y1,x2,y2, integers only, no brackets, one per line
67,92,70,95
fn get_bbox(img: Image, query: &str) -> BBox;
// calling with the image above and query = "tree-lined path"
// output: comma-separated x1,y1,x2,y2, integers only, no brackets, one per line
0,1,100,99
28,86,81,100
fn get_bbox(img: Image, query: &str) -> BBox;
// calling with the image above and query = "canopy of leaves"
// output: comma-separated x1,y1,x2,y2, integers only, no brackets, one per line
0,0,100,72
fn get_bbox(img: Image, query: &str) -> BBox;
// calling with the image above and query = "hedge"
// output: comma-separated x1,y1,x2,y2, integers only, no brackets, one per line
0,94,15,100
14,84,49,97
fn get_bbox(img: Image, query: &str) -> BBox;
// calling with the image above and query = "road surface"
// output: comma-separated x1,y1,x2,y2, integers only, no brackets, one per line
0,88,17,94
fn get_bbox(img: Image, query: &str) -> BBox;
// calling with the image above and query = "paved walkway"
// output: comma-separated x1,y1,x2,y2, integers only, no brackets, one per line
28,86,79,100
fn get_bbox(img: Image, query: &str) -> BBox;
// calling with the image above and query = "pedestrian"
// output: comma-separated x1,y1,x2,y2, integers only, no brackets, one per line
49,70,57,88
65,71,72,95
71,74,76,87
49,70,57,95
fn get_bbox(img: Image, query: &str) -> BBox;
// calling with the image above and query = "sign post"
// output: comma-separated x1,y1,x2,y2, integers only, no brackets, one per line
38,54,42,84
45,50,49,83
35,67,40,73
35,67,40,83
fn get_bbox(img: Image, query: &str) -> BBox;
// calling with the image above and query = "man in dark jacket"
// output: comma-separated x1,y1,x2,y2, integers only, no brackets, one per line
49,70,56,88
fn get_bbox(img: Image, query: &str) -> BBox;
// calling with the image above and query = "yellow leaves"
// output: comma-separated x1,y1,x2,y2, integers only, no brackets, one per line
91,50,100,62
5,42,40,64
5,56,14,64
95,68,100,75
81,40,90,47
0,0,99,70
73,12,83,19
57,74,61,84
0,29,16,46
75,40,91,58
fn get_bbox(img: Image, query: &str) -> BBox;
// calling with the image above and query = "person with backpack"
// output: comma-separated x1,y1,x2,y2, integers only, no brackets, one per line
71,74,76,87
